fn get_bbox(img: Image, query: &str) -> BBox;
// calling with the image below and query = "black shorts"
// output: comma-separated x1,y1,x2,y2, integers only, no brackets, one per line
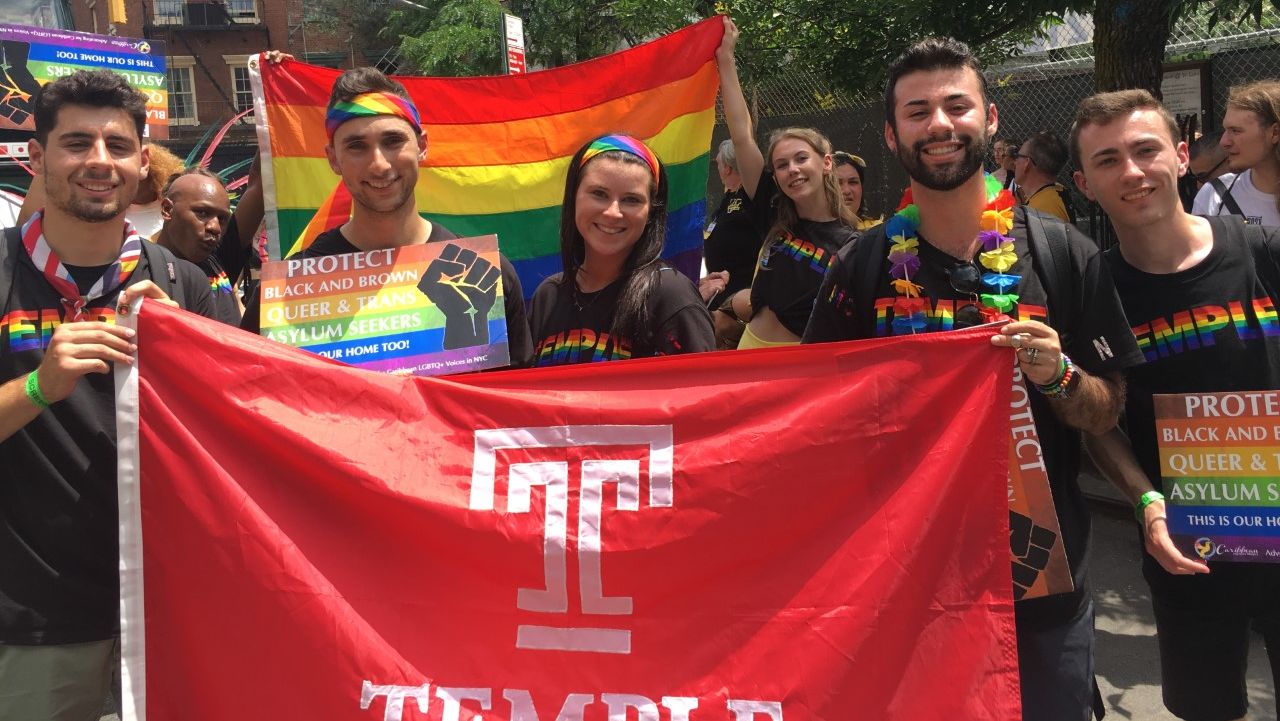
1143,552,1280,721
1016,599,1096,721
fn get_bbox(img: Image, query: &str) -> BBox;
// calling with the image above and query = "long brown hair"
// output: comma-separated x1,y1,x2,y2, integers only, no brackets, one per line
763,127,857,241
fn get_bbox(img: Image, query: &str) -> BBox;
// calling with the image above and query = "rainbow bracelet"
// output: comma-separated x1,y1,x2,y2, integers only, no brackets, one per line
1034,354,1078,399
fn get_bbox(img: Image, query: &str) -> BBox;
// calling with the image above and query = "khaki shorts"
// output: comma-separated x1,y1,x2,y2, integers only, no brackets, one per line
0,638,119,721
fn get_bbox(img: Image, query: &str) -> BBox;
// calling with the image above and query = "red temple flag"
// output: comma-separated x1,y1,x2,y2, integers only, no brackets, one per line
115,302,1019,721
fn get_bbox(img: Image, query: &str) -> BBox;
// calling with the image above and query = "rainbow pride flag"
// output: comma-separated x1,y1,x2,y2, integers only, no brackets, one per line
250,18,722,298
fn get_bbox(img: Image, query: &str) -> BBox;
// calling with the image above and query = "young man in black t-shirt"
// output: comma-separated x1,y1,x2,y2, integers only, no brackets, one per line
1072,89,1280,721
154,165,264,325
803,38,1143,721
239,67,532,367
0,70,216,720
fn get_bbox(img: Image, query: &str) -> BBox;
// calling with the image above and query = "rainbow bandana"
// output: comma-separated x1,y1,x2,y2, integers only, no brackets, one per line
324,92,422,141
580,134,661,182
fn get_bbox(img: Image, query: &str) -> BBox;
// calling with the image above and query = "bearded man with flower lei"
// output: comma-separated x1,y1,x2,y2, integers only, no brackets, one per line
803,37,1145,721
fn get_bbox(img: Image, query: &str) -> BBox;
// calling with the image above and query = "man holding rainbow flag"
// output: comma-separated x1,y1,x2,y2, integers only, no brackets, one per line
240,66,533,368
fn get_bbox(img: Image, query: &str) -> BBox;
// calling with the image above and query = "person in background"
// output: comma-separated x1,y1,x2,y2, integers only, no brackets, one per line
1194,80,1280,226
153,160,264,326
703,138,765,307
833,151,881,229
1014,131,1075,223
992,137,1017,190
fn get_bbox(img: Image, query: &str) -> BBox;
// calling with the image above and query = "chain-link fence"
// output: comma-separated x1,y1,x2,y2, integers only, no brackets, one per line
713,9,1280,246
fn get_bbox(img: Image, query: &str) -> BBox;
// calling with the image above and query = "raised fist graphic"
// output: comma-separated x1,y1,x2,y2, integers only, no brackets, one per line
418,243,500,349
1009,511,1058,601
0,42,39,130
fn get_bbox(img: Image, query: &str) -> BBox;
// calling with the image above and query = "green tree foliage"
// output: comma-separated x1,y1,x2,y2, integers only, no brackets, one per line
395,0,506,76
721,0,1091,95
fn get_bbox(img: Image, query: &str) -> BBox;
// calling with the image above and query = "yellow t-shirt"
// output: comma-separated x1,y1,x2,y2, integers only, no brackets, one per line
1025,184,1070,223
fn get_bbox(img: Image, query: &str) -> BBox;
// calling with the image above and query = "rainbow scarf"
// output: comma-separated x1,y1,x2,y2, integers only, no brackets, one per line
324,92,422,141
22,210,143,320
580,134,661,182
251,18,722,299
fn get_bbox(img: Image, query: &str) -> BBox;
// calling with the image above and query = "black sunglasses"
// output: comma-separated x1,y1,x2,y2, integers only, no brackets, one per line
949,262,985,329
1190,156,1228,184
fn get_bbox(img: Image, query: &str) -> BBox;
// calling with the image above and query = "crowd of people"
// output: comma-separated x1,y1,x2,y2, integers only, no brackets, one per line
1,14,1279,721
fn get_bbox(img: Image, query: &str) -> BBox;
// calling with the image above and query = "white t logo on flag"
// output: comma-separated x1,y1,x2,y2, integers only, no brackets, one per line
470,425,674,655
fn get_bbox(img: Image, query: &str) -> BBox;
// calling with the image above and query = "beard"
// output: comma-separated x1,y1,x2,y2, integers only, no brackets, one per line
48,173,128,223
895,130,989,192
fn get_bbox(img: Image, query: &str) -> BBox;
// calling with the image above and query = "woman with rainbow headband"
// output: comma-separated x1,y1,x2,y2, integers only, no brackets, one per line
526,134,715,366
713,17,858,349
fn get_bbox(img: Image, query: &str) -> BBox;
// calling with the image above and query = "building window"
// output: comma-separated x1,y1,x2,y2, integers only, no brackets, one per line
226,0,259,23
166,60,198,125
223,56,254,116
153,0,183,25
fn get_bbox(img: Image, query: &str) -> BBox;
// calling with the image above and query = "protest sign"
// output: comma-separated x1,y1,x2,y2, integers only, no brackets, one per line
1155,390,1280,562
116,304,1021,720
1007,366,1073,599
258,235,511,376
0,23,167,141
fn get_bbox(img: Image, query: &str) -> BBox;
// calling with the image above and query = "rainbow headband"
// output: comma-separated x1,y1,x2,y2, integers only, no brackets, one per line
325,92,422,141
580,135,661,182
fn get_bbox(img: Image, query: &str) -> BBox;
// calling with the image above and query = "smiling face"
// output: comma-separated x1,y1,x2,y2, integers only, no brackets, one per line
885,66,996,191
1073,108,1187,231
769,137,832,205
31,103,148,224
835,163,863,210
160,174,231,264
574,156,653,266
326,114,425,215
1220,106,1280,173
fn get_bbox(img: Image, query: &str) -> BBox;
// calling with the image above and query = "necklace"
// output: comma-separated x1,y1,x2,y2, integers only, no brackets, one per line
883,174,1021,333
571,268,606,312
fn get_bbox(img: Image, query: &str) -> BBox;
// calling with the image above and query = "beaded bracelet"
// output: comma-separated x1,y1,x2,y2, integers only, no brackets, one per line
1034,353,1077,398
25,370,50,409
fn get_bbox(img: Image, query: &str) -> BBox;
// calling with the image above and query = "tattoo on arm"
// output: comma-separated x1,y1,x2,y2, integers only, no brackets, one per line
1046,370,1125,436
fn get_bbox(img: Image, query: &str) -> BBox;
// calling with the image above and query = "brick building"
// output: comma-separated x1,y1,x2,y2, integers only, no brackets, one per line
69,0,357,155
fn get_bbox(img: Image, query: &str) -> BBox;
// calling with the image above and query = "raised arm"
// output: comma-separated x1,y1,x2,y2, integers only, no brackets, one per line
716,17,764,200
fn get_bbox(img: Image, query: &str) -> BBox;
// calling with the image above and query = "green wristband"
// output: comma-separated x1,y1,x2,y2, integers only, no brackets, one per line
25,370,50,409
1135,490,1165,521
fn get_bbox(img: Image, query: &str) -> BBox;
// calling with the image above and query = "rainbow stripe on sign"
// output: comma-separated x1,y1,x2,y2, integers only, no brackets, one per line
258,236,511,376
250,18,723,299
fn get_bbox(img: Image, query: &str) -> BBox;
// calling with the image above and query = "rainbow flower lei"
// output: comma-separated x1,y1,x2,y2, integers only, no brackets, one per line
883,174,1020,333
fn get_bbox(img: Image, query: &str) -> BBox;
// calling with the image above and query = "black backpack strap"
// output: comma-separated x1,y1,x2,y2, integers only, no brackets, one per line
137,239,178,300
1210,176,1246,218
1238,219,1280,293
0,226,19,317
1023,207,1078,347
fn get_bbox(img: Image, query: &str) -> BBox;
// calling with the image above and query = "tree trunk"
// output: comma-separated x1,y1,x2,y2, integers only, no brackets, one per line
1092,0,1180,99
